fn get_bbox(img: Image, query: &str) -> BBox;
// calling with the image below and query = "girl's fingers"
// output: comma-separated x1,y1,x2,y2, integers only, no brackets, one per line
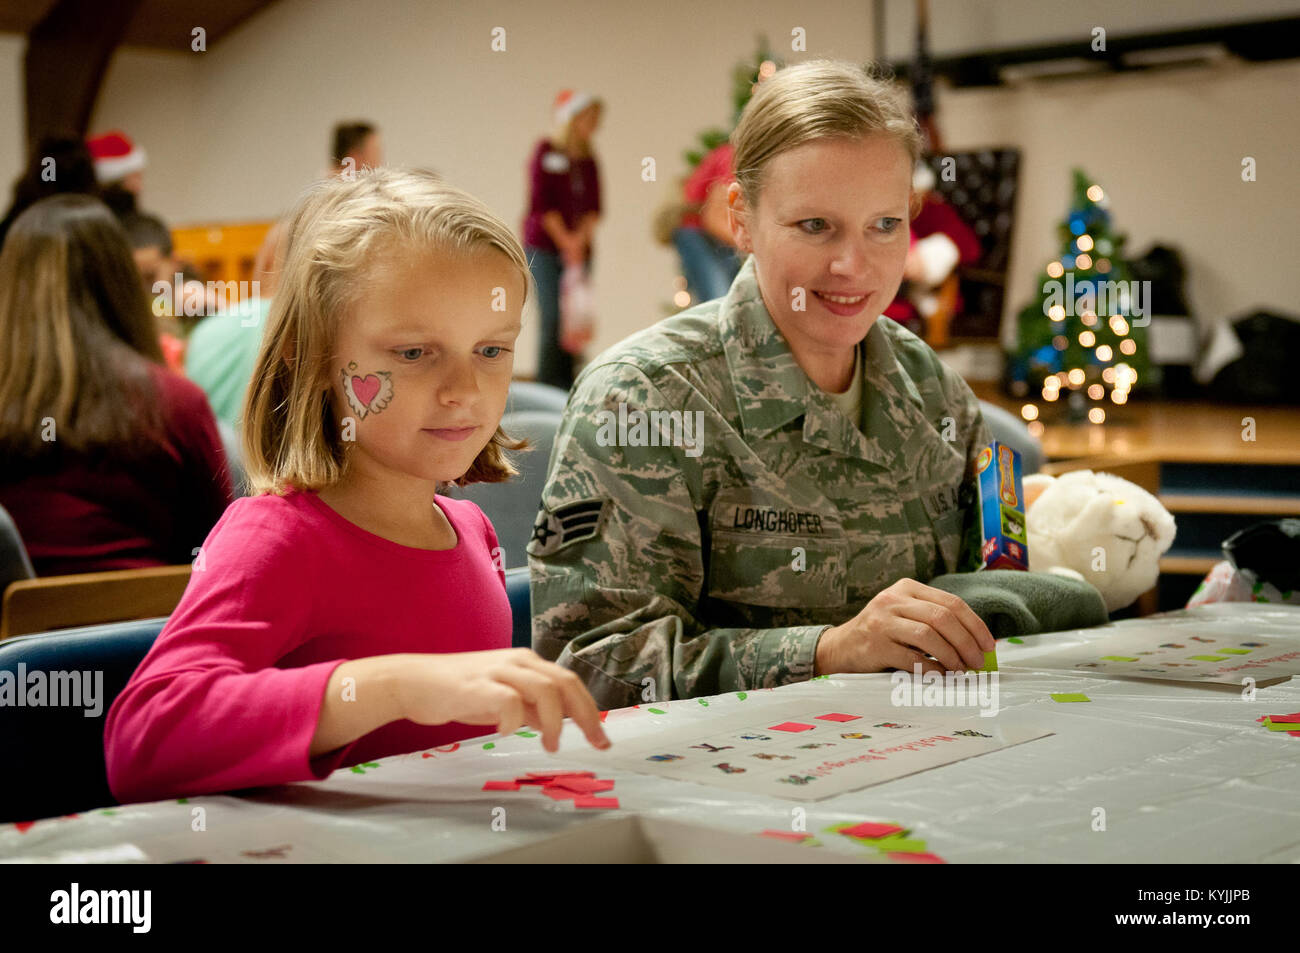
493,688,526,738
489,666,565,752
516,655,611,749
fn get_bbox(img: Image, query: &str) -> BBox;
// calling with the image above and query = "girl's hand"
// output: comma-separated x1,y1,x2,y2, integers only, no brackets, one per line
814,579,995,676
397,649,611,752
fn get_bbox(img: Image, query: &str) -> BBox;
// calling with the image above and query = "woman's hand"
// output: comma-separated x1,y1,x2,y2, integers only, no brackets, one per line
814,579,995,676
559,234,586,267
396,648,611,752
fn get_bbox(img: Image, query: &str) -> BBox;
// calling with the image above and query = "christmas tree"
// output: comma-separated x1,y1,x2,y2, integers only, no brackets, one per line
682,37,781,171
664,39,782,312
1008,170,1150,427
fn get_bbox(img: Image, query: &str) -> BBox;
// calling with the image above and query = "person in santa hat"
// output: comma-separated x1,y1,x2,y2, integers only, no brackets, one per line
882,159,983,340
86,130,147,217
521,89,603,390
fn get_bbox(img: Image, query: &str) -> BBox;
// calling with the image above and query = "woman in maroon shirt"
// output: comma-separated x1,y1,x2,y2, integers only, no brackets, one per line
521,89,602,391
0,195,232,577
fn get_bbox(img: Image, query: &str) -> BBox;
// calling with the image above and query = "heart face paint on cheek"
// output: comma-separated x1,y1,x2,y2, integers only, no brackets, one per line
341,361,394,418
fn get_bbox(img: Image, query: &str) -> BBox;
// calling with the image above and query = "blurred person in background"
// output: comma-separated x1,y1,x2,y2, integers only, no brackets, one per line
521,89,602,390
0,195,233,576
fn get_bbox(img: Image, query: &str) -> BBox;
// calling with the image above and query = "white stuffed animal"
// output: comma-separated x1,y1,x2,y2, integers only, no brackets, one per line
1022,470,1177,613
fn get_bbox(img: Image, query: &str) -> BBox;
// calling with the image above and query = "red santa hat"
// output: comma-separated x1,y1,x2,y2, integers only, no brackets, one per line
553,89,598,127
86,130,147,184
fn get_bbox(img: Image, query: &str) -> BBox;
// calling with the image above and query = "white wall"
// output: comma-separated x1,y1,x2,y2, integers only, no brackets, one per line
940,58,1300,345
0,34,24,182
1,0,1296,374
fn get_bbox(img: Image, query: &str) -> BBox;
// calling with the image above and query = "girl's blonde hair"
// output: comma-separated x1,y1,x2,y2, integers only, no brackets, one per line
242,168,530,496
731,59,922,212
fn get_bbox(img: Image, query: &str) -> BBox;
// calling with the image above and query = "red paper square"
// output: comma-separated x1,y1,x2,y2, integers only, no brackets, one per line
540,785,577,801
889,852,946,864
481,780,520,791
839,822,905,839
1267,713,1300,724
815,713,861,723
760,830,810,843
573,796,619,809
769,721,816,733
550,777,615,795
526,770,596,779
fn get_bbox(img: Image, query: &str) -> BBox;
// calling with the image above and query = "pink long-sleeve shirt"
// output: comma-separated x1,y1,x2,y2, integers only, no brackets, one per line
104,489,511,805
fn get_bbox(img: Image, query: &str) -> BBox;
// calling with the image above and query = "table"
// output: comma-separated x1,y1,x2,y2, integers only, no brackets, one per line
3,604,1298,864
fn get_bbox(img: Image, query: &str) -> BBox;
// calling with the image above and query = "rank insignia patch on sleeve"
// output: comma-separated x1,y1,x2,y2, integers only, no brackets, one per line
527,498,609,557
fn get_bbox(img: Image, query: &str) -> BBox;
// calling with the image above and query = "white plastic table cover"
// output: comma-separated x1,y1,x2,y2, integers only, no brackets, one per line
2,603,1298,863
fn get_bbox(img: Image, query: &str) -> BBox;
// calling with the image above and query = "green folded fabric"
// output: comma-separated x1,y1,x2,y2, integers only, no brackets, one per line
928,570,1109,639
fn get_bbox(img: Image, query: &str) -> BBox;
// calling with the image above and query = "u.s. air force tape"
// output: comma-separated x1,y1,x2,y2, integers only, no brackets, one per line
527,498,609,556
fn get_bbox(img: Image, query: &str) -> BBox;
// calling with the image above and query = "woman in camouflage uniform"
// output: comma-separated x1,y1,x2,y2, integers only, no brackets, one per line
528,60,995,709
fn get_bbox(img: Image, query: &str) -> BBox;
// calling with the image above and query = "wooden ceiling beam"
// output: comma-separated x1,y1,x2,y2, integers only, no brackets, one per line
23,0,145,149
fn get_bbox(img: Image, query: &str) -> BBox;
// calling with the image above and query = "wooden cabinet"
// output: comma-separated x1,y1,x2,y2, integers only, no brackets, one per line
994,400,1300,615
170,221,273,298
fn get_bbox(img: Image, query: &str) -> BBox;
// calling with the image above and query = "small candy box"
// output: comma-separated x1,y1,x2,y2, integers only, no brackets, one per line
975,441,1028,571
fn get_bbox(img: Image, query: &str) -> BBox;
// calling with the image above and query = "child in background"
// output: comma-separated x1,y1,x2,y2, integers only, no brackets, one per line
121,211,186,371
105,168,609,804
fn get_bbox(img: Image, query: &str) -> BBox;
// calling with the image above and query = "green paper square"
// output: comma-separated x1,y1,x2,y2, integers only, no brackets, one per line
869,836,928,853
1266,721,1300,731
1007,637,1024,644
1100,655,1139,662
1051,692,1092,703
979,650,998,673
1188,654,1228,662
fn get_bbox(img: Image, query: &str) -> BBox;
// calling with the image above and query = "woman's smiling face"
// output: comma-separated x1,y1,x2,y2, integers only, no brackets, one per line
730,134,913,360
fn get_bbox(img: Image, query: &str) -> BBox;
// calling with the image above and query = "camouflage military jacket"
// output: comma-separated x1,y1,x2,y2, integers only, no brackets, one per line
528,255,992,709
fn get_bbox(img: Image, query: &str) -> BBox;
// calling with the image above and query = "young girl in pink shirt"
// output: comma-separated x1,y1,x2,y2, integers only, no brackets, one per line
105,169,609,804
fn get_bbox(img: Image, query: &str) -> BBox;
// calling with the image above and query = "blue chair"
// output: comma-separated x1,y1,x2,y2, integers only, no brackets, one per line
456,410,561,572
216,419,250,497
507,380,569,415
978,399,1045,474
0,617,165,822
0,502,36,599
504,566,531,649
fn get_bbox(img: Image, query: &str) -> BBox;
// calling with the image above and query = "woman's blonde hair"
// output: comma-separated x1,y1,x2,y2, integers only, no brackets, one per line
731,59,922,212
242,167,530,496
553,100,602,158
